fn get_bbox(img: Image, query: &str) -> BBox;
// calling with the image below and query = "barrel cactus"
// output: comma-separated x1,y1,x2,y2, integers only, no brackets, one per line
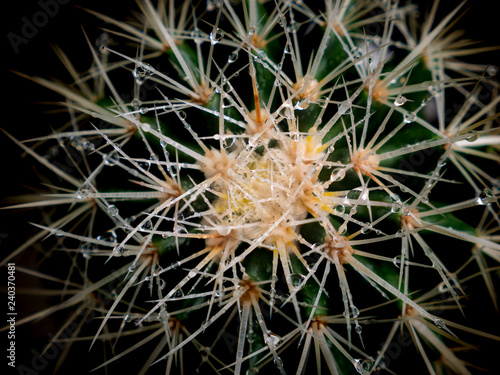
3,0,500,374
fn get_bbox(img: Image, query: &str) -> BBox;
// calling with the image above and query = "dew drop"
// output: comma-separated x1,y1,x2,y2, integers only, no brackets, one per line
141,220,152,231
265,331,281,347
421,96,433,107
83,140,95,151
223,137,236,149
279,104,293,119
487,65,498,77
434,318,446,330
76,187,91,199
210,28,224,44
176,224,188,235
466,132,479,142
335,204,345,214
228,51,239,63
173,289,184,299
403,113,416,123
103,154,116,167
394,95,407,107
437,156,447,168
331,167,346,182
477,188,494,206
215,225,231,236
291,273,306,289
273,356,284,370
360,224,372,234
107,205,119,217
140,122,151,132
191,28,204,44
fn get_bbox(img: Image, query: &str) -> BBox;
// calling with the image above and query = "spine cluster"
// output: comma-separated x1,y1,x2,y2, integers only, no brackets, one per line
3,1,500,374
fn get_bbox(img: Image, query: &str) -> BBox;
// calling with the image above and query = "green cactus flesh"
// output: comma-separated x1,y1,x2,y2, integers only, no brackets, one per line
3,1,500,374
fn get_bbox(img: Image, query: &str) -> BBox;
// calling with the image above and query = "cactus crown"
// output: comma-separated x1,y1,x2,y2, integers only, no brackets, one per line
3,0,500,374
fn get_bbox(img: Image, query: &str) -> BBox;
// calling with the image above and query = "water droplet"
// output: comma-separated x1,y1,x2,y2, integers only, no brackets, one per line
103,154,116,167
343,306,359,319
246,367,259,375
83,140,95,151
284,42,292,54
265,331,281,347
223,137,236,149
175,224,188,235
140,122,151,132
393,255,401,268
421,96,433,107
394,95,407,107
107,205,119,217
434,318,446,330
215,225,231,236
141,220,152,231
477,188,494,206
228,50,239,63
294,100,309,110
351,46,361,59
360,224,372,234
391,203,402,213
191,28,204,44
157,309,168,322
76,187,91,199
273,356,284,370
173,289,184,299
248,26,257,36
403,113,416,123
54,228,64,237
487,65,498,77
279,103,293,119
438,156,447,168
210,28,224,44
287,20,298,33
291,273,306,289
247,329,257,344
466,132,479,142
355,358,374,373
330,167,346,182
128,264,136,273
335,204,345,214
139,107,149,115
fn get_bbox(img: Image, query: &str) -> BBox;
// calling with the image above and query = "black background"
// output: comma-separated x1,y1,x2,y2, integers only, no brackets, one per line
2,1,500,374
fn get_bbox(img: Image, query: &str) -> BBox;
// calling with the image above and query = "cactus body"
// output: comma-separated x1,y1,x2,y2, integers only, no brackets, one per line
3,1,500,374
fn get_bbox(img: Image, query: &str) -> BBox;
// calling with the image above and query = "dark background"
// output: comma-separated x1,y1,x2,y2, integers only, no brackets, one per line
2,1,499,374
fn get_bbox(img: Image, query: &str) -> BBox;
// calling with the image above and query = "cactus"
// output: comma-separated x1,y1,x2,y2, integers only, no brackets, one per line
3,0,500,374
